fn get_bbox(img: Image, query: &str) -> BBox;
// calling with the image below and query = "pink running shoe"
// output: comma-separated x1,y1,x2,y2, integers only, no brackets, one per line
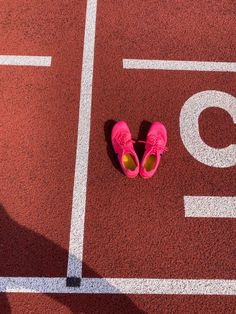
112,121,139,178
139,122,168,179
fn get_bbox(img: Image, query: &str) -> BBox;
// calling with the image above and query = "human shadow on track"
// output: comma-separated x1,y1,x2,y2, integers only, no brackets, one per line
0,293,11,313
0,204,145,314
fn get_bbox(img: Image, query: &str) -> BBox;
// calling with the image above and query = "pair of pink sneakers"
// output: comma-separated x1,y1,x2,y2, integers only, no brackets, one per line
112,121,168,179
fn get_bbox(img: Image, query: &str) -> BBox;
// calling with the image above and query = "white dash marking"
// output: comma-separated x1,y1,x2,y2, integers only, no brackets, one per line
123,59,236,72
184,196,236,218
0,55,52,67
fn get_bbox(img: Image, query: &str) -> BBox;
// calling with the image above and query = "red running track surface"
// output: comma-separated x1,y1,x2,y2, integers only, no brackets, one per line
1,0,236,313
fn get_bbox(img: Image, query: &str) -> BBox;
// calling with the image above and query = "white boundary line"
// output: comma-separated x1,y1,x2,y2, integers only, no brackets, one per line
185,196,236,218
1,277,236,295
67,0,97,278
123,59,236,72
0,55,51,67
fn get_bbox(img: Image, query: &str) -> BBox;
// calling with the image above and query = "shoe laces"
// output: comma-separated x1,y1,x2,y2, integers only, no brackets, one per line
139,135,168,154
116,132,135,148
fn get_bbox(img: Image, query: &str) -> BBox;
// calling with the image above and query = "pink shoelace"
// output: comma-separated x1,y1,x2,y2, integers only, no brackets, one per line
116,132,135,149
138,135,168,154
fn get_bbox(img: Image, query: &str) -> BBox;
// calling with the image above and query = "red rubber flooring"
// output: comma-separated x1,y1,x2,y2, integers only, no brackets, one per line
1,1,236,313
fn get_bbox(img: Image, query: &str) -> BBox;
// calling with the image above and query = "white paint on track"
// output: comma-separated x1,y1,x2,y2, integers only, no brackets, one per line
123,59,236,72
2,1,233,297
0,55,51,67
67,0,97,278
180,90,236,168
184,196,236,218
0,277,236,295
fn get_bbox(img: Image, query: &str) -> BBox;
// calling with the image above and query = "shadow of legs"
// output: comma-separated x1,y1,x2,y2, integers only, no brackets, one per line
0,203,144,313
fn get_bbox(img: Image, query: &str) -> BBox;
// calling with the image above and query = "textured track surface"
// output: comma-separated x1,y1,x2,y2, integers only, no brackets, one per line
1,1,236,313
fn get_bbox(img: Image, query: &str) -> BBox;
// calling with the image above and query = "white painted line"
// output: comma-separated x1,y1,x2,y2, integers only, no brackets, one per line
123,59,236,72
180,90,236,168
184,196,236,218
0,55,51,67
67,0,97,278
0,277,235,295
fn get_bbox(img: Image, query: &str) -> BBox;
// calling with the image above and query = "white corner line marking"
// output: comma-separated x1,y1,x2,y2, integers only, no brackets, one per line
0,55,52,67
0,277,236,295
184,196,236,218
123,59,236,72
67,0,97,278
